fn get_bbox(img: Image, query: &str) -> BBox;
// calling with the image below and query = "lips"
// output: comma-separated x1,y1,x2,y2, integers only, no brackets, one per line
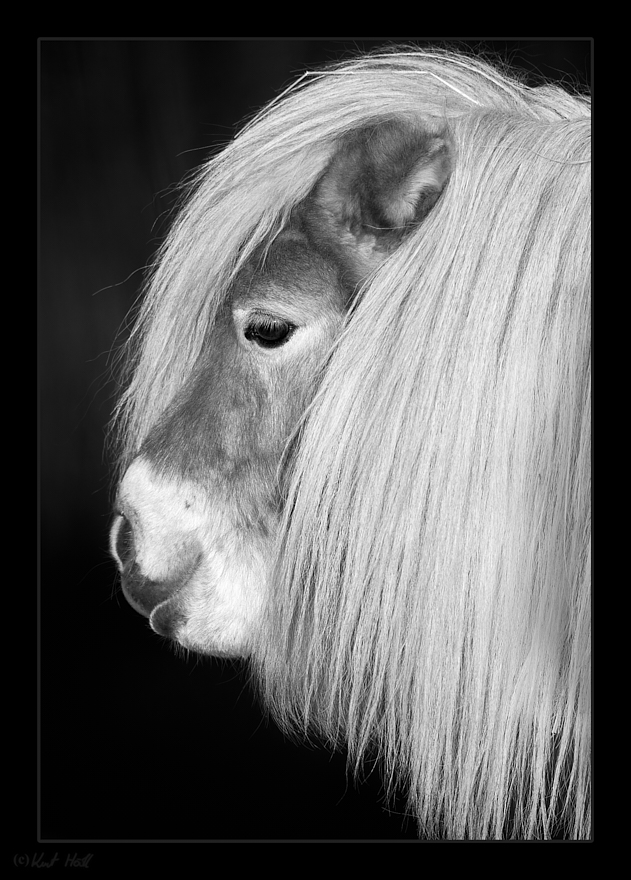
149,596,187,639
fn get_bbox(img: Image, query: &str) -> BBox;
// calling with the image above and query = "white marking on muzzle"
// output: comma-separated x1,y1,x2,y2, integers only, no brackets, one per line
116,457,270,656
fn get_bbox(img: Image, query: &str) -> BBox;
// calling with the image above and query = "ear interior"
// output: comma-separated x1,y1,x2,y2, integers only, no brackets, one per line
303,120,451,286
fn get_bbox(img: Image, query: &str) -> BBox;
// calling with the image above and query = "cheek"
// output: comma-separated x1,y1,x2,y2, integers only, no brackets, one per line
261,362,321,455
200,321,337,484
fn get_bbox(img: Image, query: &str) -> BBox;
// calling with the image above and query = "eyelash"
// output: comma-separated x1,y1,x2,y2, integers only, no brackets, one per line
244,317,296,348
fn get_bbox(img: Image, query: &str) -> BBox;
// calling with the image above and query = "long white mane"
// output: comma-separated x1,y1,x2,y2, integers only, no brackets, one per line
115,48,591,839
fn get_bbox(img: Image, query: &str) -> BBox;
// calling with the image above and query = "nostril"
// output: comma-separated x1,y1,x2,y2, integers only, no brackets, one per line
116,516,134,564
109,514,134,571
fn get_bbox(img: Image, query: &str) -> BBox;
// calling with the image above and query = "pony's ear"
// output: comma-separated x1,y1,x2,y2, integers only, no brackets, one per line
304,121,452,285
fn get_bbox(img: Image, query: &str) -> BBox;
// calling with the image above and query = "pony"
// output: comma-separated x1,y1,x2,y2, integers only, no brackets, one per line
109,48,591,839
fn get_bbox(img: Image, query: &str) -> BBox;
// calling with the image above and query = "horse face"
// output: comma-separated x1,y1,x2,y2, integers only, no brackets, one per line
111,229,348,656
111,121,451,656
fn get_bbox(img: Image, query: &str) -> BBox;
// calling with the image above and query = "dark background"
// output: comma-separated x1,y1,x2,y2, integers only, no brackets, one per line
36,38,591,854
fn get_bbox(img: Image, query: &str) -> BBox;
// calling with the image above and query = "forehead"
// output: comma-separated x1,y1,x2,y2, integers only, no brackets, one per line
231,231,346,320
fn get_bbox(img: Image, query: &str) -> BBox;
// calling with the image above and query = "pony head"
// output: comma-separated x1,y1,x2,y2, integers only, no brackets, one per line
110,49,591,838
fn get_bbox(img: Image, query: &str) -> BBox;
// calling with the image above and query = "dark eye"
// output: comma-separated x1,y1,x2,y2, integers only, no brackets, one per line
244,318,295,348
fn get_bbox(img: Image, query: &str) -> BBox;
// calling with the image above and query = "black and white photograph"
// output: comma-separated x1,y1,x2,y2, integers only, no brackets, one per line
36,38,591,856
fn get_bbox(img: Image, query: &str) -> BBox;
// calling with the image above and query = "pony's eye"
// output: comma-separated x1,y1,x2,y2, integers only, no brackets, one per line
244,318,295,348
